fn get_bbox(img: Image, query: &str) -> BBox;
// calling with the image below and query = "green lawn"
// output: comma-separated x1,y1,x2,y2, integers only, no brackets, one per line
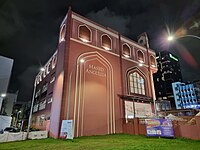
0,134,200,150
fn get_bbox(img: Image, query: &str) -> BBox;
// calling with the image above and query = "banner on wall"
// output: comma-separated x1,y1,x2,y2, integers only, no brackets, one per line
145,119,174,137
125,101,152,118
60,120,74,139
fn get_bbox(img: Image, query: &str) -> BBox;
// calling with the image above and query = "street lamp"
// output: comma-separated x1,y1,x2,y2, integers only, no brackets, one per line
66,59,85,120
27,66,46,139
15,110,21,127
167,36,174,41
26,78,37,139
167,34,200,42
1,93,6,98
40,67,45,71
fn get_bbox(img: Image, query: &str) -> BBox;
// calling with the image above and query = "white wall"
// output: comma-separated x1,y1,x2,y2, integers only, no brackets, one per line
0,115,12,131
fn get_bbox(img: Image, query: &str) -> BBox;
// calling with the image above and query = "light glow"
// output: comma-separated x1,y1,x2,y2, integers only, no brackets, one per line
139,63,143,67
167,36,174,41
138,60,144,63
40,67,45,71
80,38,89,43
169,54,178,61
102,46,111,50
1,93,6,97
80,59,85,63
124,54,130,58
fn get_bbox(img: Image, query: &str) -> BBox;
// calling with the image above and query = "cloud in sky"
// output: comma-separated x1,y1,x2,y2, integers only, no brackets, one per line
86,7,130,34
0,0,200,101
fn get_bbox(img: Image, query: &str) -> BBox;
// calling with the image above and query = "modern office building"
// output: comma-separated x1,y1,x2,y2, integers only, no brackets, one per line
193,80,200,103
172,82,200,109
153,51,182,108
0,92,18,116
31,8,157,138
0,55,13,112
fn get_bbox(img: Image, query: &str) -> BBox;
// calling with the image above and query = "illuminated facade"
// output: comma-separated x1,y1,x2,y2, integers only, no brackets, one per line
31,8,157,138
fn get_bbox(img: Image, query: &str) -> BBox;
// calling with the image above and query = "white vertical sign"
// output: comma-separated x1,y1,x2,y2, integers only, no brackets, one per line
66,120,74,139
60,120,74,139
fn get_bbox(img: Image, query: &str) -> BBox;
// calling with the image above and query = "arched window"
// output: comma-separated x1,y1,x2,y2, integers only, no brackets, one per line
123,44,131,58
101,34,111,50
150,55,156,67
59,24,66,42
137,50,144,63
129,72,145,95
78,25,91,42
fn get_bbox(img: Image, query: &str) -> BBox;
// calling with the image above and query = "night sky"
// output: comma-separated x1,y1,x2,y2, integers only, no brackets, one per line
0,0,200,101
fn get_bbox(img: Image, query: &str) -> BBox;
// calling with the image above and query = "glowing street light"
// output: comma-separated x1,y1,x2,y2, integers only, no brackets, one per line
167,34,200,42
27,68,40,139
1,93,6,98
167,35,174,41
40,67,45,71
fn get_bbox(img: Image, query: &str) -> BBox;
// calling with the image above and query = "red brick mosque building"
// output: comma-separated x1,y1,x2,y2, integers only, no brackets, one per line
31,7,157,138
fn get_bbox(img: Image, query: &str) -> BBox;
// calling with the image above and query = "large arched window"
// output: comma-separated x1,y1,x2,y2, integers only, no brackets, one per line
78,25,91,42
137,50,144,63
59,24,66,42
123,44,131,58
150,55,156,67
129,72,145,95
101,34,112,50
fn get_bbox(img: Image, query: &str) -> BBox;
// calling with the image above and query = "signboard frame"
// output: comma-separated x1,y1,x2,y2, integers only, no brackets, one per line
145,119,174,138
60,120,74,139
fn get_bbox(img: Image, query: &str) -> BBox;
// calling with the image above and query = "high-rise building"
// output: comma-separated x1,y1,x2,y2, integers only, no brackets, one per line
0,55,13,112
31,8,157,138
153,51,182,108
193,80,200,103
172,82,199,109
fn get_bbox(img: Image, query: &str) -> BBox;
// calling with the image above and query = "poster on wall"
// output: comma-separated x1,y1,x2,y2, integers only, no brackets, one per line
145,119,174,137
60,120,74,139
125,101,152,118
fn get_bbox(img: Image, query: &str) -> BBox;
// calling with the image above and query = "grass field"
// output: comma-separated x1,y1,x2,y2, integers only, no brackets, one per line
0,134,200,150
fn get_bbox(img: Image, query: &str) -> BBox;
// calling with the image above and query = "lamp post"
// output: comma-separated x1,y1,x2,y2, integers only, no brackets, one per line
66,59,85,120
26,67,44,139
15,110,21,127
26,80,36,139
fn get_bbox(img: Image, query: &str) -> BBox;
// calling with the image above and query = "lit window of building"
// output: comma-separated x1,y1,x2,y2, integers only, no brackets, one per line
42,83,48,93
122,44,131,58
150,55,156,67
50,77,55,83
137,50,144,63
101,34,111,50
59,24,66,42
47,97,53,104
129,72,145,95
78,25,91,42
35,89,41,98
